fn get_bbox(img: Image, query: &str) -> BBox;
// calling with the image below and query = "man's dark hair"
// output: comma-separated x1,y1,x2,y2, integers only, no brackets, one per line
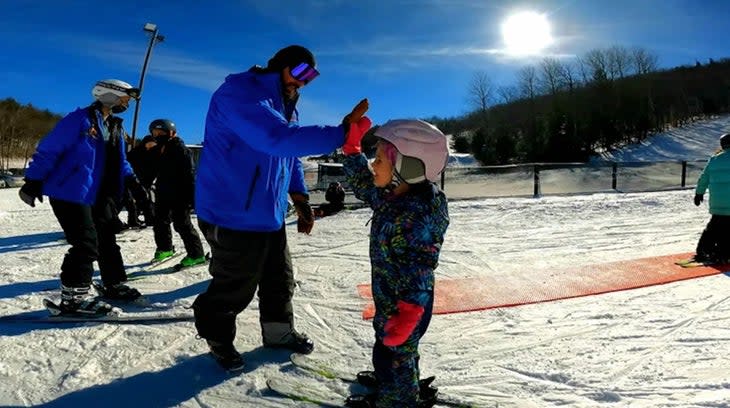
267,45,316,71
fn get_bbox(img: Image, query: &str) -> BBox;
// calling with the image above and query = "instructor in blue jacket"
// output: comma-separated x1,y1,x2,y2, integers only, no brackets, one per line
192,45,370,371
19,79,148,316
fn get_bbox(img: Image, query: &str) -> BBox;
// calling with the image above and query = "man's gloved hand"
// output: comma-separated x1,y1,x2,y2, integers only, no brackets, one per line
694,193,704,206
290,192,314,234
125,176,149,208
383,300,425,347
342,116,373,155
19,179,44,207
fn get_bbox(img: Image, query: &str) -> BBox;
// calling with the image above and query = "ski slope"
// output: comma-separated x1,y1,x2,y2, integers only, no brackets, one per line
1,183,729,407
2,114,730,407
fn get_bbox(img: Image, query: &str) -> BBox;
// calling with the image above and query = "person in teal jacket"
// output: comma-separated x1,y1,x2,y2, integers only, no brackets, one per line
18,79,147,316
693,133,730,263
192,44,369,371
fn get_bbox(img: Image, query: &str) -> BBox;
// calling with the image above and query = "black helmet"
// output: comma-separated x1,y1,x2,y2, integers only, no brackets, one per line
721,133,730,149
149,119,176,134
267,45,316,71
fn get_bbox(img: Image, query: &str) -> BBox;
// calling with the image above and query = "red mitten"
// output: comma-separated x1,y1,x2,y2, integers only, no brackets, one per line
382,300,424,346
342,116,373,155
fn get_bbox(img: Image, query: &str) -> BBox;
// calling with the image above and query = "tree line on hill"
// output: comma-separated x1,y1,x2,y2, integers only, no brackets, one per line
425,46,730,165
0,98,61,170
3,45,730,169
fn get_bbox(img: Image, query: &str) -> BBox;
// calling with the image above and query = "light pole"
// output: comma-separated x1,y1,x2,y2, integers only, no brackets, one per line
131,23,164,146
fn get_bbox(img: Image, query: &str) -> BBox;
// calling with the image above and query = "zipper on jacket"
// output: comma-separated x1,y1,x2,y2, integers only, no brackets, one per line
245,165,260,211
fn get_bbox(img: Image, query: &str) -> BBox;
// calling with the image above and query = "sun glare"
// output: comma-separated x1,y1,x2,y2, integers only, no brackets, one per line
501,11,553,56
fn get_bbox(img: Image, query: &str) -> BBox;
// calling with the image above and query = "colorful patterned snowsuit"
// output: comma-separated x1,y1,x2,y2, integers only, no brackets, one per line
344,154,449,407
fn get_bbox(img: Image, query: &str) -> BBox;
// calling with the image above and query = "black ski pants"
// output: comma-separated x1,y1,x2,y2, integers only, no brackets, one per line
153,199,204,258
50,196,128,287
696,214,730,260
192,220,295,344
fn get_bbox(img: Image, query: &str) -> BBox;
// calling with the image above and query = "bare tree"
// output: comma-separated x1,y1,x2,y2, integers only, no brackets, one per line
539,57,565,96
467,71,493,112
559,60,580,92
517,65,539,100
583,49,610,81
496,85,519,104
575,56,592,84
631,46,659,74
606,45,631,78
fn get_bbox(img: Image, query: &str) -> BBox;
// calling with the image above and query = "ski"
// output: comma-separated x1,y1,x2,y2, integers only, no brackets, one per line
126,252,186,280
0,299,194,324
289,353,476,408
266,373,348,407
674,258,730,268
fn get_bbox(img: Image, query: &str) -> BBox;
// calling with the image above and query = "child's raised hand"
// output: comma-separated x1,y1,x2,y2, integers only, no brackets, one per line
382,300,424,346
342,116,372,155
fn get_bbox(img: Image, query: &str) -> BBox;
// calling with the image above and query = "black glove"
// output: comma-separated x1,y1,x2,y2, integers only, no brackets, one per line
290,192,314,234
694,194,703,206
19,179,43,207
125,176,149,208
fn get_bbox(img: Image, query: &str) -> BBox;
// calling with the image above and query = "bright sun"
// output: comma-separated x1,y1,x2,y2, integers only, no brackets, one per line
501,11,553,56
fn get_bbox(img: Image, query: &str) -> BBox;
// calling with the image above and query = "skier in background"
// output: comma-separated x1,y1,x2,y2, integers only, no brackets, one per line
313,181,346,217
692,133,730,263
341,119,450,408
123,134,157,229
18,79,147,315
148,119,207,269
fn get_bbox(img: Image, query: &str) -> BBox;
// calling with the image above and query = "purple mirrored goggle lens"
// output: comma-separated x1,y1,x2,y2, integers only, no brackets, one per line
291,62,320,83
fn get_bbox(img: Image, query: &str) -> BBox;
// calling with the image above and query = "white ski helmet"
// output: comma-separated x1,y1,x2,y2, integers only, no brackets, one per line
92,79,140,107
375,119,448,183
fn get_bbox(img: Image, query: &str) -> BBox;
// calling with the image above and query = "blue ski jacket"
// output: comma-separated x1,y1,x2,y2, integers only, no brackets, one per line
25,106,134,205
696,148,730,215
195,69,346,231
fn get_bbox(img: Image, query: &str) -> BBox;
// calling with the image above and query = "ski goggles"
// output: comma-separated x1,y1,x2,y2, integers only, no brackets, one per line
291,62,320,83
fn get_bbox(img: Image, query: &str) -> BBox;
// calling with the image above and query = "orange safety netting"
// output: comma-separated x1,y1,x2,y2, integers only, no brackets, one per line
357,252,730,320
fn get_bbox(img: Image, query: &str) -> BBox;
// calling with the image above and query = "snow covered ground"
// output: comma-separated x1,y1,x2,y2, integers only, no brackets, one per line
1,182,729,407
594,115,730,163
2,115,730,407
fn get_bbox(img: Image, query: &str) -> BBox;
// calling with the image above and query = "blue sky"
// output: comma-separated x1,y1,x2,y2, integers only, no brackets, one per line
1,0,729,144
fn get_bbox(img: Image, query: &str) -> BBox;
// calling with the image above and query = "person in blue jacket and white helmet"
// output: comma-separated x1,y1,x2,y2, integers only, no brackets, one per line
192,44,371,371
19,79,149,316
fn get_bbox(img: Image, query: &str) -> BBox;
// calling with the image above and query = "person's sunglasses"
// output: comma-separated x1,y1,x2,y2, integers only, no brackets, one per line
126,88,141,99
290,62,320,83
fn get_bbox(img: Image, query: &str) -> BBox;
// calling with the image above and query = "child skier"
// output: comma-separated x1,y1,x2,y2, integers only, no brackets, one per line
341,118,450,408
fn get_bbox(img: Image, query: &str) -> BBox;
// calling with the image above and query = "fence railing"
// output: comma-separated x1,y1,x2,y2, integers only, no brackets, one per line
304,160,708,200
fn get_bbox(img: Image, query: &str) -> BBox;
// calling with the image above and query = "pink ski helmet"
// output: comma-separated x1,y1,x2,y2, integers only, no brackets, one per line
374,119,448,184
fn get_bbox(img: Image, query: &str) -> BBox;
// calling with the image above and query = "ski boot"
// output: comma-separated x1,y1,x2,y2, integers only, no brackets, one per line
152,249,175,263
355,371,438,406
93,282,142,301
345,393,375,408
57,284,114,316
175,254,209,270
262,322,315,354
207,340,245,372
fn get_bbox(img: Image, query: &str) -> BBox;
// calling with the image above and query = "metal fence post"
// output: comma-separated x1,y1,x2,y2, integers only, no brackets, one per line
533,165,541,197
681,161,687,187
612,162,618,190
